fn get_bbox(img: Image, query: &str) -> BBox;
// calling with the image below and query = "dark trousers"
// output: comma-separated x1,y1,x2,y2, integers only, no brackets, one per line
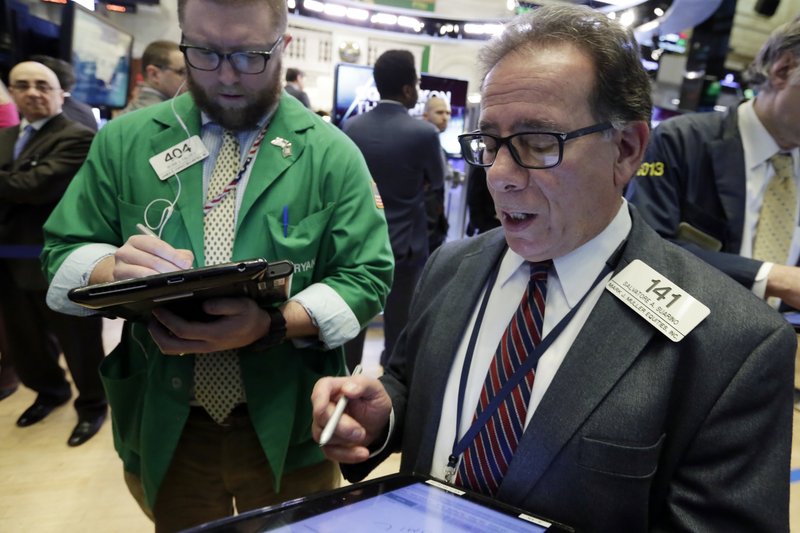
0,262,106,416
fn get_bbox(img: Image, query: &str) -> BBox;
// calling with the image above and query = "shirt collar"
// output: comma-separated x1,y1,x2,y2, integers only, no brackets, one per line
497,200,632,308
739,98,784,169
20,115,55,133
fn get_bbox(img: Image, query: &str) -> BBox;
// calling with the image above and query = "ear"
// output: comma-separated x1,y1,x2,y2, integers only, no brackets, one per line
768,50,798,90
613,120,650,189
144,64,161,82
282,33,293,50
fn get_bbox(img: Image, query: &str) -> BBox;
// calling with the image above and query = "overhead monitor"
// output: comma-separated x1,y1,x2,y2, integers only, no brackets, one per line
333,63,469,156
61,3,133,109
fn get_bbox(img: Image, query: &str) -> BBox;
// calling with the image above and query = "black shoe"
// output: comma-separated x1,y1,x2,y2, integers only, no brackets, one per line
0,385,17,401
67,413,106,447
16,402,60,427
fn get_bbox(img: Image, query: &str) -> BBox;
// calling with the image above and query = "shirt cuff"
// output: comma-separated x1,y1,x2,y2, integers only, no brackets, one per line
752,261,772,300
289,282,360,349
368,407,395,459
46,243,118,316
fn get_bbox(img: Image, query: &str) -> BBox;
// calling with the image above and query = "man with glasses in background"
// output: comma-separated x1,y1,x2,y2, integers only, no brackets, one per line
0,61,107,446
41,0,393,530
311,6,794,531
121,40,187,114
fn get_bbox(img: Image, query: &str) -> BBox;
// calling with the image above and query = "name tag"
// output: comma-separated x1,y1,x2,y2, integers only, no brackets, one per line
606,259,710,342
149,136,209,181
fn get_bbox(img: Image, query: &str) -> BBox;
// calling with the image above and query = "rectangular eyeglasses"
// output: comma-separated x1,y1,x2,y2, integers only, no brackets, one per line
458,122,613,169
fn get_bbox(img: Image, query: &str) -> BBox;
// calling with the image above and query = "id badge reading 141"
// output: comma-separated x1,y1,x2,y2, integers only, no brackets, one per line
606,259,710,342
149,136,209,181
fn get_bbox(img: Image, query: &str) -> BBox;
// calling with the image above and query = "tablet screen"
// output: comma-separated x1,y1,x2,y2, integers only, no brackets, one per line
268,481,549,533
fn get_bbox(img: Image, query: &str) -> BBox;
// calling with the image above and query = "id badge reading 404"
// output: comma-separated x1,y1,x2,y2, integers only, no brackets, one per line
149,136,209,181
606,260,710,342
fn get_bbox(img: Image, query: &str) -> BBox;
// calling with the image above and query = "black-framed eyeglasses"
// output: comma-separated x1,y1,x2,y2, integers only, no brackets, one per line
179,35,284,75
458,122,613,169
9,82,57,94
160,66,187,77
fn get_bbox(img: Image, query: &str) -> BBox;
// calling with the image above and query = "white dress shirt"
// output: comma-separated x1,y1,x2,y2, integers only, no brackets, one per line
429,201,632,479
737,99,800,299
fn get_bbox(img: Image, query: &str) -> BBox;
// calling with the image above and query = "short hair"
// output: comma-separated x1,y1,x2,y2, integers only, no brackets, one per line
28,55,75,90
745,19,800,91
140,40,181,76
285,67,303,82
478,5,652,128
373,50,417,100
177,0,287,35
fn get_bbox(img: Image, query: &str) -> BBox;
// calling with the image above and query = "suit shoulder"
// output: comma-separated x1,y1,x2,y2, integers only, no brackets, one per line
652,110,728,143
644,230,790,333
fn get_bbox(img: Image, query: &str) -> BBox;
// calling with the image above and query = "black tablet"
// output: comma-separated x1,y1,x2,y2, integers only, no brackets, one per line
68,258,293,322
180,473,574,532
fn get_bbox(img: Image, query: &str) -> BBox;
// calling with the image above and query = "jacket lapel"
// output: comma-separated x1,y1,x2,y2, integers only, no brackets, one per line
18,115,67,160
411,232,508,473
708,107,746,251
149,94,206,261
496,213,659,503
236,97,316,230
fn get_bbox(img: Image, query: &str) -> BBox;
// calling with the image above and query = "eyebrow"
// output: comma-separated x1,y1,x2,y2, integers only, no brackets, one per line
478,119,560,133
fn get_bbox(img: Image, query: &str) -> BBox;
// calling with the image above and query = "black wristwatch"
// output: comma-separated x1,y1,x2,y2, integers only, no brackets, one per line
249,306,287,351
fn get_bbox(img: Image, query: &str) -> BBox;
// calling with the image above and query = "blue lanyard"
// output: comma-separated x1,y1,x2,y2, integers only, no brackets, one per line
444,242,626,483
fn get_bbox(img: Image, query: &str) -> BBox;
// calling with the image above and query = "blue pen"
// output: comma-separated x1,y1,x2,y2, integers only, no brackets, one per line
282,205,289,237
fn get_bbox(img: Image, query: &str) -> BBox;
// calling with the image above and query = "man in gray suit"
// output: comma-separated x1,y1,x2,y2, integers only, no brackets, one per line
343,50,445,368
312,6,795,531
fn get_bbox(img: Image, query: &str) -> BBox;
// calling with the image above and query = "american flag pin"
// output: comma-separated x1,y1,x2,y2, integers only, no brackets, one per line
271,137,292,158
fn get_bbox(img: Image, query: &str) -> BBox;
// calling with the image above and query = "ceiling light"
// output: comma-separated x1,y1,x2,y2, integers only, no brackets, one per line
304,0,324,13
371,13,398,25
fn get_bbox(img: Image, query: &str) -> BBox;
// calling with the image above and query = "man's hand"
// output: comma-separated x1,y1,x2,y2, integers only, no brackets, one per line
766,263,800,309
311,375,393,463
90,234,194,285
148,297,271,354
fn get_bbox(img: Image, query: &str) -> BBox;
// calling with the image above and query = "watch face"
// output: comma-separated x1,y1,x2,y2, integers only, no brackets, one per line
338,41,361,63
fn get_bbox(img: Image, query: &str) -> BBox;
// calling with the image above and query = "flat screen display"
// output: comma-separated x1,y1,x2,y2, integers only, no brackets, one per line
333,63,469,156
181,474,573,532
62,4,132,109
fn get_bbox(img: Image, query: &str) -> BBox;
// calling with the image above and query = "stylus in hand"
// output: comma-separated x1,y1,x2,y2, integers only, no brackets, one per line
319,364,363,447
136,223,159,238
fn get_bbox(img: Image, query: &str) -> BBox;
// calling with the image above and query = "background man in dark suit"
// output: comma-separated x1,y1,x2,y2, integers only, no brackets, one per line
29,55,98,132
312,6,795,531
422,95,451,253
0,61,107,446
343,49,445,368
628,19,800,309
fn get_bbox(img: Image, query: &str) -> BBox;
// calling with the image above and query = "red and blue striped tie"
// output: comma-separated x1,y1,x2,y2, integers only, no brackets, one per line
456,261,550,495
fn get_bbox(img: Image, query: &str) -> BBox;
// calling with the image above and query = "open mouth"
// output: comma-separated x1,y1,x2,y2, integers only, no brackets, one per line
502,211,536,229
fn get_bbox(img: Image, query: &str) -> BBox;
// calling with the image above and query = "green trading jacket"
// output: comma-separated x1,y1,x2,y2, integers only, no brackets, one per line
41,92,393,508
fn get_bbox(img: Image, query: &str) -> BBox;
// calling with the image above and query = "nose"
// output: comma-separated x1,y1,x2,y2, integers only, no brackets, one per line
486,144,528,192
217,56,240,85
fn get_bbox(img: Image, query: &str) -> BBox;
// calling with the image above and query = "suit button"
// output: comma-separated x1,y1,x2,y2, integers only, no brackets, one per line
171,377,182,389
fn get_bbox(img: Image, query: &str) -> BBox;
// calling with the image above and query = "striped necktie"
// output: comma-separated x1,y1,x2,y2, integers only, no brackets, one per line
194,131,246,424
456,261,550,495
753,153,796,265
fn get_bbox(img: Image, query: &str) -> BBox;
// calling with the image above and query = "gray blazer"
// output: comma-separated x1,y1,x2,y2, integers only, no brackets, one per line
345,208,795,532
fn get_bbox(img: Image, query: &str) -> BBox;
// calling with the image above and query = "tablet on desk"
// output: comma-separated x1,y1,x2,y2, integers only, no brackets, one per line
180,473,574,533
68,258,293,322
